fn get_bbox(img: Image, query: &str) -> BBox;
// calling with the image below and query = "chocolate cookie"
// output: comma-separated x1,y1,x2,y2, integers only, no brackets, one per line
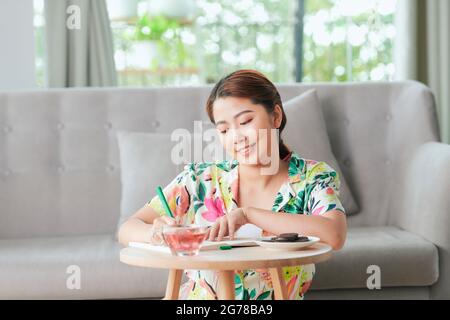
262,233,310,243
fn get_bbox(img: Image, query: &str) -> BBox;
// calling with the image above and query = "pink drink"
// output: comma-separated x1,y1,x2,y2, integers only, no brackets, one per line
162,226,209,256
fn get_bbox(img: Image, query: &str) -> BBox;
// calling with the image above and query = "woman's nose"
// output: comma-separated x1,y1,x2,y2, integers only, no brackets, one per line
230,128,247,144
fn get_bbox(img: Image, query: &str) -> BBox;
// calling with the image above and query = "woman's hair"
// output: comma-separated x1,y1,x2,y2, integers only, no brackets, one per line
206,69,291,160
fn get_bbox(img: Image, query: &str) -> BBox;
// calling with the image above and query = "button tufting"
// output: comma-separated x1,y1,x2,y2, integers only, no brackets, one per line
3,169,11,176
3,125,12,133
104,122,113,130
344,119,350,126
385,159,392,165
385,114,392,121
152,120,160,128
107,164,115,171
57,165,65,173
57,123,65,130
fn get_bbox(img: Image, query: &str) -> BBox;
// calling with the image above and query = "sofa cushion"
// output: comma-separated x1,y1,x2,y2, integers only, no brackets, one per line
283,89,359,215
311,226,439,290
0,234,169,299
116,132,183,237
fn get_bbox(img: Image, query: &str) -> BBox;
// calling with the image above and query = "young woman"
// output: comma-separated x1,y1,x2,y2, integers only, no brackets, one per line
118,69,347,300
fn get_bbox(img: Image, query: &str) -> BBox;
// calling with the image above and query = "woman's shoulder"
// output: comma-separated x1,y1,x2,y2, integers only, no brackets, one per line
289,151,338,179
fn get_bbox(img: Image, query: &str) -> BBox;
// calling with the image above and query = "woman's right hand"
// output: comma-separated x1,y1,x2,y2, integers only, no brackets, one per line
149,216,177,245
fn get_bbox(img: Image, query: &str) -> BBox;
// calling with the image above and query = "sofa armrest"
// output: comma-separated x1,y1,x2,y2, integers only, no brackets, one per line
390,142,450,299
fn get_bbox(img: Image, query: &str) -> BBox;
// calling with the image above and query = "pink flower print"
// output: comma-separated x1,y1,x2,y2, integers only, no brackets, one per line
286,274,298,300
312,205,324,215
300,280,312,295
202,197,226,222
326,187,334,195
167,185,190,219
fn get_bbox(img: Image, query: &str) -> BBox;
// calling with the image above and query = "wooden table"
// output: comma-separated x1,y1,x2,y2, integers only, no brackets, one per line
120,243,333,300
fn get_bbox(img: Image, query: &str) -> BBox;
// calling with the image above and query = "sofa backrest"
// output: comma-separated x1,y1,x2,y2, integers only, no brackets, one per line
0,82,440,238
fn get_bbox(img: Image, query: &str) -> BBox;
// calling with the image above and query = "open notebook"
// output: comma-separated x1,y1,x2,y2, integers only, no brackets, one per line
128,237,263,254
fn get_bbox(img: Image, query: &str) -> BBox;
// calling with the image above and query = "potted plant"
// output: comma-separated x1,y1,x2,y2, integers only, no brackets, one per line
134,14,183,70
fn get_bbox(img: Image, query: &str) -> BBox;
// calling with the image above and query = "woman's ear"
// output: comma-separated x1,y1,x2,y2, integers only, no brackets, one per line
273,104,283,129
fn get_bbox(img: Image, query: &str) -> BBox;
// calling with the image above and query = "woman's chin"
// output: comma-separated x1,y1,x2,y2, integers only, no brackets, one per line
236,147,266,165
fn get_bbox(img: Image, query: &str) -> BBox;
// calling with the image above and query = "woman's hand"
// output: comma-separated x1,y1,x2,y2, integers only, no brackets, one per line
207,207,249,241
148,216,177,245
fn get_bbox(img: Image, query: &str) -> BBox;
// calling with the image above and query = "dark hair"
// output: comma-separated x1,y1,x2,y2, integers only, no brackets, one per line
206,69,291,160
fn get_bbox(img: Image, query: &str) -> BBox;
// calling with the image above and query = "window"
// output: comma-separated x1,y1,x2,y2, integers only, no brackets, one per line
303,0,397,82
34,0,398,87
34,0,46,87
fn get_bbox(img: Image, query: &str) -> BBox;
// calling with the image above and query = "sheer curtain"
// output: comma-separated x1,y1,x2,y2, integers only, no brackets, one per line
394,0,450,144
44,0,117,87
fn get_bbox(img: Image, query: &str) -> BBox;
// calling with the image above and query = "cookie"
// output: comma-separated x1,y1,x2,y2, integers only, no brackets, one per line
263,233,310,243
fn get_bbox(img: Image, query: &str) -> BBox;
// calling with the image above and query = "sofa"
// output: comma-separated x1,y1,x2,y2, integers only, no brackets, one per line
0,81,449,299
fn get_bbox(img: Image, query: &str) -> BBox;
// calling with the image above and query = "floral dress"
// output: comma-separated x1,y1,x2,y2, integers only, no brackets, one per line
146,150,346,300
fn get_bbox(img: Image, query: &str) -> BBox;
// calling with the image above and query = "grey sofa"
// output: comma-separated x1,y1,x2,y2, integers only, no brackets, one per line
0,81,449,299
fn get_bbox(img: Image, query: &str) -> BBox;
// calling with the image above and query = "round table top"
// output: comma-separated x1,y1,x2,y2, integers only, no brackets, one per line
120,242,333,270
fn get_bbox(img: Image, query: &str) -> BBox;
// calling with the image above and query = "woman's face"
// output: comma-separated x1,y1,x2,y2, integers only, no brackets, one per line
212,96,283,165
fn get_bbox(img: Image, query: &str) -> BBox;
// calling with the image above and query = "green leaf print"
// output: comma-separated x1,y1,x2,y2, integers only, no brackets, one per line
289,156,305,176
250,288,256,299
235,285,243,296
196,163,210,176
194,201,203,213
273,193,284,208
197,181,206,202
243,288,250,300
256,291,271,300
234,274,242,284
282,203,296,213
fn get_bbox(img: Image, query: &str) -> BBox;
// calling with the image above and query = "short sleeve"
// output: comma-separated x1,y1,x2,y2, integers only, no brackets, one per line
146,163,197,224
305,162,346,216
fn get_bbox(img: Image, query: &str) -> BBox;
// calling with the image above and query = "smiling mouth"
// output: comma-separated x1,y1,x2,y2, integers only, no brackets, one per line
236,142,256,153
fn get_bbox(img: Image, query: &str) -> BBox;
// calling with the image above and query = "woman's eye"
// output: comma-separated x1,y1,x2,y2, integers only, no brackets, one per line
219,129,228,134
240,119,252,125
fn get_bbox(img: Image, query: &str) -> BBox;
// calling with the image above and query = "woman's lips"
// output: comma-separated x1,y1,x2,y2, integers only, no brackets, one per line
237,143,256,155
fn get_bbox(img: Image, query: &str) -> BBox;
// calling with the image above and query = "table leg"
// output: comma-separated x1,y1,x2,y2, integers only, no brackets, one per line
268,267,287,300
164,269,183,300
216,270,235,300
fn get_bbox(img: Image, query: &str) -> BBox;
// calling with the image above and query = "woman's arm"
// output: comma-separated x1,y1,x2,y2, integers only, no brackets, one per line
117,205,176,246
245,207,347,250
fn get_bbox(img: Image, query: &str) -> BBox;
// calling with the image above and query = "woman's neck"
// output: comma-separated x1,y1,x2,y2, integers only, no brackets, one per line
238,157,289,189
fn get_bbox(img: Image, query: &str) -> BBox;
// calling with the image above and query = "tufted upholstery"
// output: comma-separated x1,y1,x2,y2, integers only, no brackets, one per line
1,81,448,299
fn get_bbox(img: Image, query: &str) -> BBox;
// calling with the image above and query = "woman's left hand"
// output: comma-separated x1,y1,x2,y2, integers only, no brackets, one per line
207,207,249,241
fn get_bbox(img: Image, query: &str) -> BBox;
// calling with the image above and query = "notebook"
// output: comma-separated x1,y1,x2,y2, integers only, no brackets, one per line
128,237,262,254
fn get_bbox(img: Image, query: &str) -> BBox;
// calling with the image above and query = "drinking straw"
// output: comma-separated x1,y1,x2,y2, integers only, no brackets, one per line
156,186,174,218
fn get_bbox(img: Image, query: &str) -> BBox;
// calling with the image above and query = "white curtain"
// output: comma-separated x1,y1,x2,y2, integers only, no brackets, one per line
394,0,450,144
44,0,117,87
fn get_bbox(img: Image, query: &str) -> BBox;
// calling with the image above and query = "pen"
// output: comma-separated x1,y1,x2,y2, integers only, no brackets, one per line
219,245,256,250
156,186,174,219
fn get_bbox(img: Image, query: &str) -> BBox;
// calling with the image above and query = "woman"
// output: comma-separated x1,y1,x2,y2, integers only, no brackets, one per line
118,69,347,300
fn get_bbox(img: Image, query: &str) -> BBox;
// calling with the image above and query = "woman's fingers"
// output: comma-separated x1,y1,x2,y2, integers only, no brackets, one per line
208,221,220,241
154,216,176,227
161,216,177,225
217,217,228,241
